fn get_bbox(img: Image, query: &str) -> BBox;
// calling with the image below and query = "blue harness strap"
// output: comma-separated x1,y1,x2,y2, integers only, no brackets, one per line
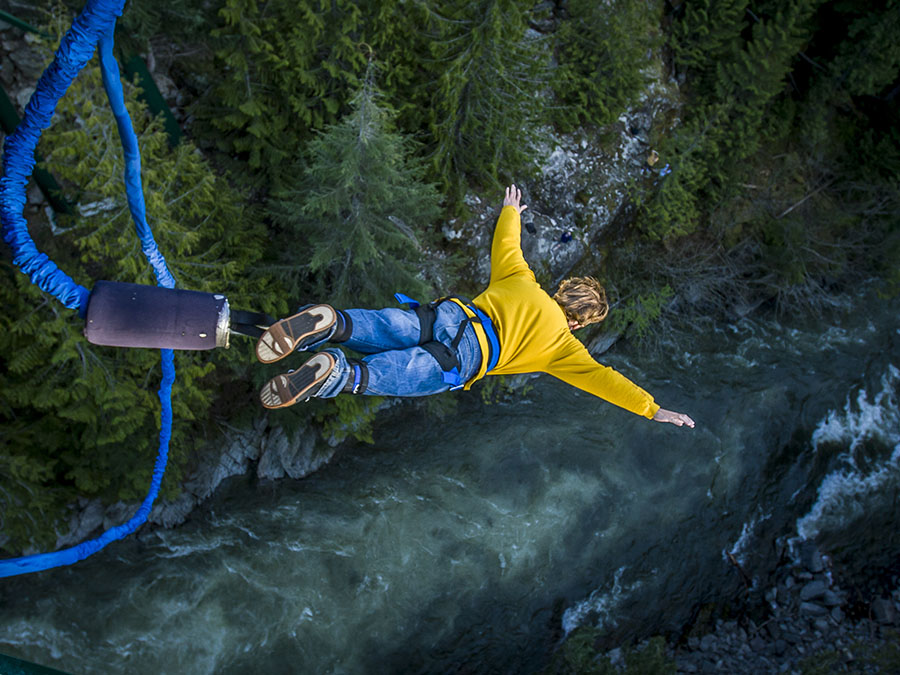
395,293,500,388
0,0,177,578
463,302,500,373
393,292,420,309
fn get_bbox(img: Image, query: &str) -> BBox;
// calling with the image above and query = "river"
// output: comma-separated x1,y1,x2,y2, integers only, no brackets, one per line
1,293,898,674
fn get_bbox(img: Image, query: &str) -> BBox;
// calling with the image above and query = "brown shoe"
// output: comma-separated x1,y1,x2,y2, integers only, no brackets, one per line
255,304,336,364
259,352,336,409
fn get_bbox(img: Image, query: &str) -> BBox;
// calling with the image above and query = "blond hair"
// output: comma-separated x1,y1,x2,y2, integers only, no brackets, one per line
553,276,609,326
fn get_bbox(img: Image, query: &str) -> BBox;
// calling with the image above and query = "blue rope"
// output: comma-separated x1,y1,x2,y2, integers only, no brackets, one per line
0,0,176,577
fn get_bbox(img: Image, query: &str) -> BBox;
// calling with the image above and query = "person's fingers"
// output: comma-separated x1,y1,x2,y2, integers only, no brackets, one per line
520,204,528,213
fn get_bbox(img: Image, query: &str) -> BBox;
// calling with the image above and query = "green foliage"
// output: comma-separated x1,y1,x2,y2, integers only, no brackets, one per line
799,648,842,675
824,1,900,99
310,393,381,445
800,630,900,674
419,0,550,201
558,627,610,674
670,0,749,78
646,0,823,240
623,0,900,317
604,286,674,341
0,29,273,553
553,0,660,131
544,629,675,675
202,0,419,183
865,629,900,672
269,62,442,309
622,637,676,674
114,0,215,55
477,374,532,405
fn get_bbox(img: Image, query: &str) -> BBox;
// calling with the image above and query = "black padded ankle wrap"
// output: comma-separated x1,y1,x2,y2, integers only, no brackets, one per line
330,309,353,343
341,358,369,395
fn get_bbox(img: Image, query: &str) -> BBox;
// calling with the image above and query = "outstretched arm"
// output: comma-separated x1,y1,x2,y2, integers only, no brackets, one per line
549,340,694,427
503,184,528,214
652,408,695,428
490,184,532,283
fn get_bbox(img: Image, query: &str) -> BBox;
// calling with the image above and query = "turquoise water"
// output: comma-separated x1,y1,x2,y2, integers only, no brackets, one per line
1,296,898,673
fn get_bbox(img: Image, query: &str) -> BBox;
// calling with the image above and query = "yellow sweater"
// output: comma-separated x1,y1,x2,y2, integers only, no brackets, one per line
453,205,660,419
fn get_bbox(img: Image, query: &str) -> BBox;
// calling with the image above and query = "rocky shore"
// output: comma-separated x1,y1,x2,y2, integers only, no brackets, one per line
593,541,900,674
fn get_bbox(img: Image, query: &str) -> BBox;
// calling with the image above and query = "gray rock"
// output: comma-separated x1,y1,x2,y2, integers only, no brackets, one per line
800,579,828,601
700,634,718,652
750,636,766,652
15,85,34,111
814,619,830,633
831,607,845,623
822,589,843,606
799,541,825,573
26,182,44,206
101,501,141,530
8,44,46,81
606,647,623,668
800,602,828,616
783,627,800,644
150,490,196,528
777,585,793,605
871,597,896,624
257,424,326,480
55,499,104,548
774,639,788,655
1,62,15,87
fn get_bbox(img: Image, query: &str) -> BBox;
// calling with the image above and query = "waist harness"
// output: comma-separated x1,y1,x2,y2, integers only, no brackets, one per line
394,293,500,389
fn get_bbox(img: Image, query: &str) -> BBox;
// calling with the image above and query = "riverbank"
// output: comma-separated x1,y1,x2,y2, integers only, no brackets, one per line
566,541,900,674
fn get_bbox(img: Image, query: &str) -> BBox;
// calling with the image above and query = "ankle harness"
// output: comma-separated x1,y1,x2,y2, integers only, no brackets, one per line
341,358,369,394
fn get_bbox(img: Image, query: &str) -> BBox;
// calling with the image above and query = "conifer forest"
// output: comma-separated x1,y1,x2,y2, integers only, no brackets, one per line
1,0,898,562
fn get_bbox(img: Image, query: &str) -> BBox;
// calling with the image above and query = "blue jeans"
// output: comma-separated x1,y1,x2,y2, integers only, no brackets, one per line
310,301,483,398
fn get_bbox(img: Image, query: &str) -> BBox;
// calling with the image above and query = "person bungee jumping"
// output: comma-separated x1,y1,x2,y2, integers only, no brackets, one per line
256,184,694,428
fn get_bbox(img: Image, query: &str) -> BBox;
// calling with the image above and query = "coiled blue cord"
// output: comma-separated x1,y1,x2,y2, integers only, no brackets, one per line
0,0,176,577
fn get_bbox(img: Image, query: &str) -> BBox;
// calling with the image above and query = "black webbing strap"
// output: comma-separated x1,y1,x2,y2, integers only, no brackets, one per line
331,309,353,343
421,341,459,372
230,309,275,339
414,304,436,345
341,358,369,394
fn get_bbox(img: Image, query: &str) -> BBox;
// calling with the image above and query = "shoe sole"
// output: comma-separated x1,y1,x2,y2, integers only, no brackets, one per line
256,305,336,364
260,352,336,409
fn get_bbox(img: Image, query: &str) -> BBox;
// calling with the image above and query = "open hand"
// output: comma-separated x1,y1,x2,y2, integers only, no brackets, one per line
652,408,695,428
503,184,527,214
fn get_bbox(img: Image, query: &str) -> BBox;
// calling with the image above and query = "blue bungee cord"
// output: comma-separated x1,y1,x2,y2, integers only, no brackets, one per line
0,0,176,577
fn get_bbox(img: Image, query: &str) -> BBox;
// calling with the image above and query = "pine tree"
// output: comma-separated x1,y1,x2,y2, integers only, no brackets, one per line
670,0,748,77
269,61,443,309
645,0,822,239
552,0,660,131
420,0,550,201
203,0,421,184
